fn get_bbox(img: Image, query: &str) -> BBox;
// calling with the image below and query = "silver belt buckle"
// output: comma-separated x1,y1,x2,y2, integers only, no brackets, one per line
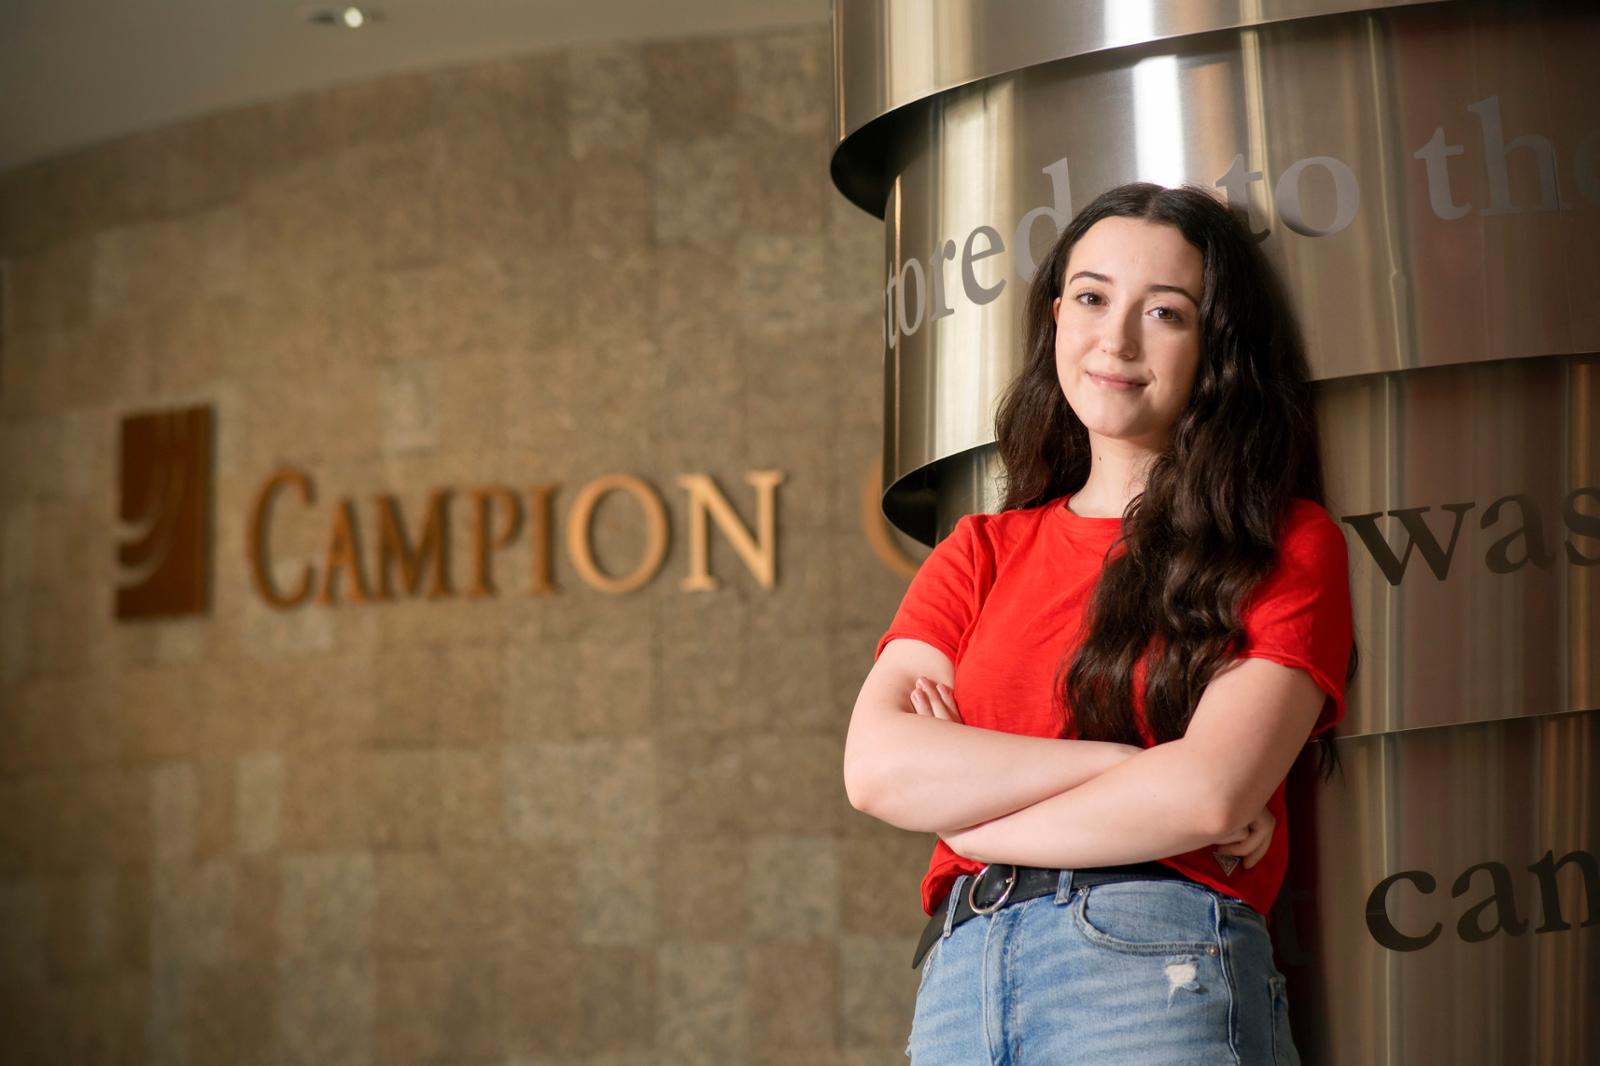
966,863,1018,915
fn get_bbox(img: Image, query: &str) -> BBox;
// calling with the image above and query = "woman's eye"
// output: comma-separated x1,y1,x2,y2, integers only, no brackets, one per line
1073,292,1102,306
1152,306,1184,323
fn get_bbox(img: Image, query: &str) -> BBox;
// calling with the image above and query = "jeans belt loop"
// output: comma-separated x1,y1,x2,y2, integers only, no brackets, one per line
967,863,1018,915
942,875,967,937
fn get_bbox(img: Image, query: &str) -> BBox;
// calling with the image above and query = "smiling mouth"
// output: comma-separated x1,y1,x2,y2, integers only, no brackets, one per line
1088,372,1146,389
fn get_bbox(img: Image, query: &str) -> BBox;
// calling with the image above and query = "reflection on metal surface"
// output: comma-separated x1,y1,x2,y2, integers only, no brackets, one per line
831,0,1444,209
1278,710,1600,1065
846,0,1600,542
1321,354,1599,737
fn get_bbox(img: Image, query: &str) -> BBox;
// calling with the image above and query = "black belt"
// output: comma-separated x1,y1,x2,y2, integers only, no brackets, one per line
912,861,1196,969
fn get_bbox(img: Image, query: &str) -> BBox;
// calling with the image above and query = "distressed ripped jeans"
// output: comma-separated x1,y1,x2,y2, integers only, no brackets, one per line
906,872,1300,1065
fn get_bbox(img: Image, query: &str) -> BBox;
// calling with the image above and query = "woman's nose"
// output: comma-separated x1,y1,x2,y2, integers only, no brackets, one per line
1098,312,1140,358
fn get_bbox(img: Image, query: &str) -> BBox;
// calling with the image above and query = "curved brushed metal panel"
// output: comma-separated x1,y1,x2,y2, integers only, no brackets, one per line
1322,354,1599,737
869,0,1599,541
831,0,1449,214
1278,710,1600,1064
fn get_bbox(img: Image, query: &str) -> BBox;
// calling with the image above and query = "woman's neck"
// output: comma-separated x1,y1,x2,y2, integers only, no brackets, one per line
1071,440,1159,517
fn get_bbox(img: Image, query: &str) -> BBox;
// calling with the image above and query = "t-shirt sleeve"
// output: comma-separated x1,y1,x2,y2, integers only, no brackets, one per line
873,514,980,664
1238,504,1355,737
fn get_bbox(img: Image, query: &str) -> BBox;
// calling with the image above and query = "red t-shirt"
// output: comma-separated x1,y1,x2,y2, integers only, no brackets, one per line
873,492,1354,919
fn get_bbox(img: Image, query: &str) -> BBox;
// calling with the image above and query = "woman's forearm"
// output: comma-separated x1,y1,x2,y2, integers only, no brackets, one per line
939,737,1233,867
850,710,1138,834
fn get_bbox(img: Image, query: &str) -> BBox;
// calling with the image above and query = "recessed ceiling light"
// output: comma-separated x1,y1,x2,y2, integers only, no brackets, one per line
303,6,382,29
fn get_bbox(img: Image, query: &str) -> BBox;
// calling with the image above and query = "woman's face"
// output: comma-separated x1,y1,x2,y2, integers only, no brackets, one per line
1052,216,1204,455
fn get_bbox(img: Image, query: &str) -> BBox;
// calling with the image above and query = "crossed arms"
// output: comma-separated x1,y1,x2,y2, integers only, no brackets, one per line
842,637,1327,869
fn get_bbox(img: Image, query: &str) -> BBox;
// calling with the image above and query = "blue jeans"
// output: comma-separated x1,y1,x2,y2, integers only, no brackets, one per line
906,871,1300,1064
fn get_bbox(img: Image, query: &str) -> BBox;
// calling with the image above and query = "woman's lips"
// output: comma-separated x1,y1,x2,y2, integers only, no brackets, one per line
1088,371,1146,391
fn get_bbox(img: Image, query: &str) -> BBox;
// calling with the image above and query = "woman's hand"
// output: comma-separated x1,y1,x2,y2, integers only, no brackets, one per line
908,676,963,724
1209,805,1275,873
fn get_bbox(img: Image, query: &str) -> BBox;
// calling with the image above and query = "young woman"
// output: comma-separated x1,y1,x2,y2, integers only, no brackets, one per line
843,182,1358,1064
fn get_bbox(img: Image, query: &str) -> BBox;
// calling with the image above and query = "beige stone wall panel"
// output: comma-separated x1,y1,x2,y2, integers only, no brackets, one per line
0,20,934,1065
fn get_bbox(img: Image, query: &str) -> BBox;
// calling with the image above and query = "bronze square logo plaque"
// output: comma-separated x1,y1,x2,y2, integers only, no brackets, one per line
115,405,213,619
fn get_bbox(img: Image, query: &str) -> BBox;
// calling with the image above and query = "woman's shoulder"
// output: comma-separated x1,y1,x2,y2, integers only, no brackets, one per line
1280,497,1344,540
963,499,1057,538
938,501,1056,558
1273,497,1350,570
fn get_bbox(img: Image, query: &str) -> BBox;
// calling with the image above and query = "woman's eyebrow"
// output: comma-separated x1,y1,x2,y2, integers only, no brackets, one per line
1066,270,1197,306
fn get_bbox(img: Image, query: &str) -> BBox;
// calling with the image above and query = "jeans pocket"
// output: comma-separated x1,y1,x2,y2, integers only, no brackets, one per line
915,937,942,995
1073,880,1222,956
905,937,942,1058
1269,973,1301,1066
1222,889,1260,915
1220,897,1269,932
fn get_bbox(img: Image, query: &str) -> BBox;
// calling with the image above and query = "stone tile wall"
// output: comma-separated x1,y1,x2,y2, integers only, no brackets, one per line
0,26,938,1066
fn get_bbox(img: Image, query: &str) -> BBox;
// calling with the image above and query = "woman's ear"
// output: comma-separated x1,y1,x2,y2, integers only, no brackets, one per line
1051,296,1061,321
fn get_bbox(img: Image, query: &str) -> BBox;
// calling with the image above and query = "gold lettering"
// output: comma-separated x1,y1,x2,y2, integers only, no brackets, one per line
676,470,785,591
375,490,452,599
566,473,669,594
860,460,920,578
467,488,522,598
527,484,556,596
247,468,315,608
248,467,807,607
317,498,374,605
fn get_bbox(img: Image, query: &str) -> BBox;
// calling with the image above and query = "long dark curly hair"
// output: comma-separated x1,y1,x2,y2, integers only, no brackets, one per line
993,181,1357,779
